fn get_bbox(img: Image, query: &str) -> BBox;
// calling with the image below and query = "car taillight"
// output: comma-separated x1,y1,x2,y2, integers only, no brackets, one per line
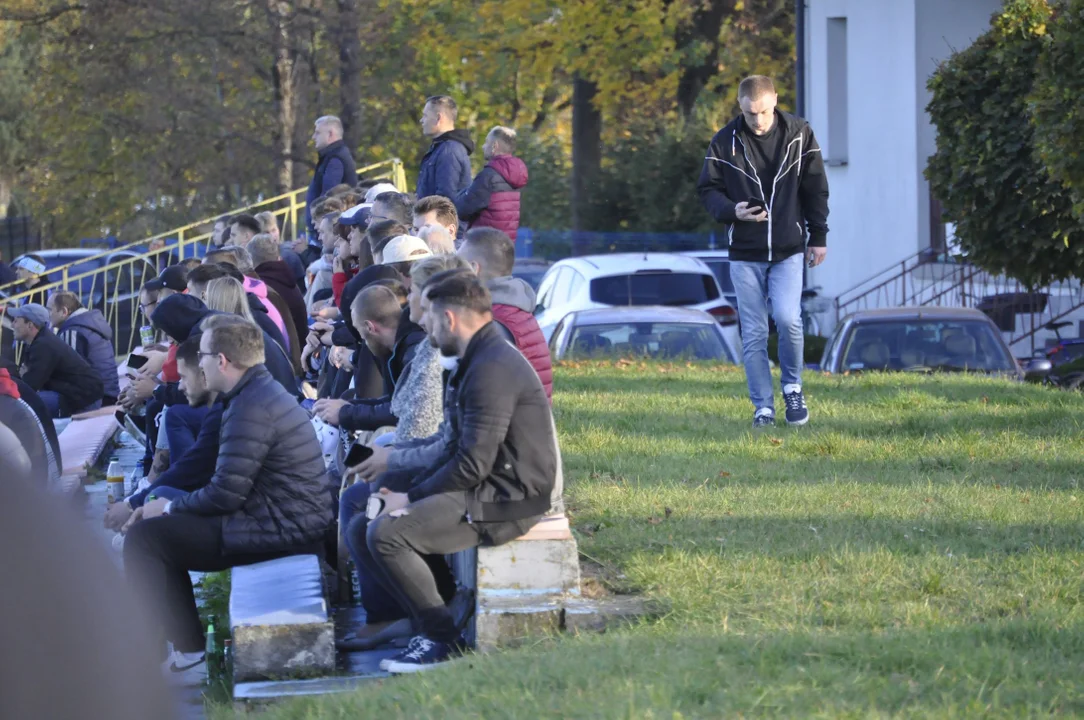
708,305,738,326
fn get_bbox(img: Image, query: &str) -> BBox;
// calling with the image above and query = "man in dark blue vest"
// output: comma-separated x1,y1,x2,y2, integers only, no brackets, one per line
305,116,358,263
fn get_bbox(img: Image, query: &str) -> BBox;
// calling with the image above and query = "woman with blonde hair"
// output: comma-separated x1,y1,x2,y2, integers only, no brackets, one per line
200,277,303,395
203,277,256,323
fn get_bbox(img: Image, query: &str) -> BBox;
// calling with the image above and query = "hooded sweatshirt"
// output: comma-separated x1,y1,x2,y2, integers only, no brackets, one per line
416,128,475,201
455,154,529,240
488,276,553,401
257,260,310,344
150,294,300,400
56,308,121,401
242,276,289,349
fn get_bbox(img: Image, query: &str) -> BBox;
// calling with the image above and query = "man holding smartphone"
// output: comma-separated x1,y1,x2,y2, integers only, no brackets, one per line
697,75,830,428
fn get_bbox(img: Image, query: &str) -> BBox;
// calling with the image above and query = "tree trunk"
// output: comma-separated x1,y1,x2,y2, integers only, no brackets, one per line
336,0,363,155
675,0,735,118
269,0,308,194
0,177,11,218
571,76,601,239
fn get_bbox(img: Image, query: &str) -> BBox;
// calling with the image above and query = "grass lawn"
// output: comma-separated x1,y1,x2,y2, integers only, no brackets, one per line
215,363,1084,718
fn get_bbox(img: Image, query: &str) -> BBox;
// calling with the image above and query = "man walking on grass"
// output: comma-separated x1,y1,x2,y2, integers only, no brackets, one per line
697,75,830,429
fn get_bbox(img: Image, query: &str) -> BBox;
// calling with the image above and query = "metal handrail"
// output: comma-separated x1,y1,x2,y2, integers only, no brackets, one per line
0,158,405,295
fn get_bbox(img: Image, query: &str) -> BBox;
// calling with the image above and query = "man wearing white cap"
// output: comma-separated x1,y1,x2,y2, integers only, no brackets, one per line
365,183,399,204
380,235,433,288
12,255,50,306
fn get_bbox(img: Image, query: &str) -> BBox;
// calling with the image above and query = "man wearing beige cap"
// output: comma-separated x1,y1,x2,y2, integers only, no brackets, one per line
380,235,433,288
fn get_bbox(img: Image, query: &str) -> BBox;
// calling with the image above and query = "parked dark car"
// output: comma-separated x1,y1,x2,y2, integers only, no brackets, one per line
817,306,1049,381
548,306,738,363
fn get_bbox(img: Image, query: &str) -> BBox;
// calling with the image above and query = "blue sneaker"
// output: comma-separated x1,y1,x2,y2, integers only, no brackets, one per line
752,408,775,430
385,636,460,674
783,384,809,426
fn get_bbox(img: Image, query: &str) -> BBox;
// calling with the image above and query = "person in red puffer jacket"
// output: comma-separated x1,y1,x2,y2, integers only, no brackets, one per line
457,227,552,402
455,127,528,241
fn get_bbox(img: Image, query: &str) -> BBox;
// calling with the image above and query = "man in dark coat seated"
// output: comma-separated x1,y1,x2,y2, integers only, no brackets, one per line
122,314,331,684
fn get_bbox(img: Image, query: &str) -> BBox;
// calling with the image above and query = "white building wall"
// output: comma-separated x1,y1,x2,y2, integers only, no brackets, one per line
805,0,919,301
804,0,1000,305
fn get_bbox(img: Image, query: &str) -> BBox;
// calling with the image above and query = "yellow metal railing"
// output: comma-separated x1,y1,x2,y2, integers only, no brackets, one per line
2,157,407,359
0,158,406,297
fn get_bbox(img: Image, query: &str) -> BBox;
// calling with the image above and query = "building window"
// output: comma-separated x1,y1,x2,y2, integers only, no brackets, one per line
826,17,848,166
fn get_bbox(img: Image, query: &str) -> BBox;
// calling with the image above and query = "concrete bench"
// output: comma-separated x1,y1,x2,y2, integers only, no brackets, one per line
58,409,119,478
229,554,335,682
452,514,583,651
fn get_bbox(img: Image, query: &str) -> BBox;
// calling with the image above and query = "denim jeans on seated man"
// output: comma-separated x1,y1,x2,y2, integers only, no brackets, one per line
339,480,456,626
729,252,807,424
38,390,102,420
163,404,211,461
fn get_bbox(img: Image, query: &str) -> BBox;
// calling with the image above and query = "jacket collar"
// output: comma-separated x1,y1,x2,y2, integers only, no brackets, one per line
318,139,346,159
222,365,269,405
452,321,501,381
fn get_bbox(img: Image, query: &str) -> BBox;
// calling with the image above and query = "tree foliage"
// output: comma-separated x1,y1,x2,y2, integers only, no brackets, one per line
926,0,1084,287
1,0,795,244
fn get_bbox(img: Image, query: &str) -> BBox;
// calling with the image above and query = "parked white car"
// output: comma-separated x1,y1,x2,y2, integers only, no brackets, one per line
532,253,739,348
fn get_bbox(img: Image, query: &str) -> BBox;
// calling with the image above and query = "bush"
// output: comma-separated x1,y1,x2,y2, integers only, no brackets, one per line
925,0,1084,288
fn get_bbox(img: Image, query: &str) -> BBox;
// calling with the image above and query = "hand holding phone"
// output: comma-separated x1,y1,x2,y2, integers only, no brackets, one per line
344,441,374,468
127,353,150,370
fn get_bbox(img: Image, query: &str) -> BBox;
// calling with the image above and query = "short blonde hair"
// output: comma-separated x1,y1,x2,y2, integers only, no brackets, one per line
410,254,472,290
204,277,256,323
254,211,279,234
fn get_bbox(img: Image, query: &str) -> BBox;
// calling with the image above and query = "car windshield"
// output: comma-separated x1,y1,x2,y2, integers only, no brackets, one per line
589,272,719,306
567,321,734,362
840,319,1016,373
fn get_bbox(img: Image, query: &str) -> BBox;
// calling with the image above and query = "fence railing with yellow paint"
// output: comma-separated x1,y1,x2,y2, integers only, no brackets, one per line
1,158,407,361
0,158,406,297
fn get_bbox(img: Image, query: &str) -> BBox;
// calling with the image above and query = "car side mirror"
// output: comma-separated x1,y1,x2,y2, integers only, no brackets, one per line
1023,357,1052,380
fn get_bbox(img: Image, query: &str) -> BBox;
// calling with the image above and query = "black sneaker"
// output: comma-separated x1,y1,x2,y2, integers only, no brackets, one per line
753,409,776,429
385,636,460,674
783,384,809,426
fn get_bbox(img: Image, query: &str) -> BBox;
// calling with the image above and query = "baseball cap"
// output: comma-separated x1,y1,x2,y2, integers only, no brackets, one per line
381,235,433,265
339,203,372,227
365,183,400,204
9,303,50,328
144,265,189,293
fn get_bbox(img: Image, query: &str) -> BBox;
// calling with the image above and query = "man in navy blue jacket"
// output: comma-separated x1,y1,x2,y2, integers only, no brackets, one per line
105,335,223,532
416,96,474,202
305,116,358,241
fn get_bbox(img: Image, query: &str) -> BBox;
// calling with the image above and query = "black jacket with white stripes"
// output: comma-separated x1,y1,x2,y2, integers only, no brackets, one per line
697,110,830,264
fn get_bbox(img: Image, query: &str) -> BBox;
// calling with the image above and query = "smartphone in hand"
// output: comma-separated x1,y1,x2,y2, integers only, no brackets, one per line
746,197,767,212
344,441,374,468
127,353,150,370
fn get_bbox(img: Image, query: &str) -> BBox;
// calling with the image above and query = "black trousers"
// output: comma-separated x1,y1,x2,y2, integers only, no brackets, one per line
123,513,318,653
347,491,536,644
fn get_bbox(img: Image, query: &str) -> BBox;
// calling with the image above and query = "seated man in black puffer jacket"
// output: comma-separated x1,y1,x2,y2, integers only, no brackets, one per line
123,314,332,684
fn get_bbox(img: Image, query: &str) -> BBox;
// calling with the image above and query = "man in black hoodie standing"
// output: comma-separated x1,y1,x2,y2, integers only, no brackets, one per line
345,272,556,674
696,75,830,430
306,116,358,243
416,95,474,202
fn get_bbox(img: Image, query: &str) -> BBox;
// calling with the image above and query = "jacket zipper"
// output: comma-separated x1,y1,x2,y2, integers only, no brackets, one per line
734,132,769,261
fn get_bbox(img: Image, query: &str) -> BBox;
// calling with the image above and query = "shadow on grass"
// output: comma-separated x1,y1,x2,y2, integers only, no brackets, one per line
565,450,1083,490
574,512,1084,560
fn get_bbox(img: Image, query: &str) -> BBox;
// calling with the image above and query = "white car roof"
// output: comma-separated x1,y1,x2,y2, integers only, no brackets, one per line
568,306,719,325
551,253,712,279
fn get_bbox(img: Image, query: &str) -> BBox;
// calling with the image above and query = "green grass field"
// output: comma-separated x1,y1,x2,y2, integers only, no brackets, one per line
217,363,1084,718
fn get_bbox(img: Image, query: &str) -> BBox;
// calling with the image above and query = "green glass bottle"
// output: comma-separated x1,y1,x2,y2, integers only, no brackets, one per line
205,615,222,683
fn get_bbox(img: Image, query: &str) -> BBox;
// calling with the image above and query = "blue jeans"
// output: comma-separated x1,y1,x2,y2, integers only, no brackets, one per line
39,390,102,419
340,481,409,624
164,404,210,460
729,252,805,413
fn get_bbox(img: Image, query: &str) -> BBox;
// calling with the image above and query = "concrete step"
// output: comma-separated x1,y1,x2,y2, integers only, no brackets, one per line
230,554,335,682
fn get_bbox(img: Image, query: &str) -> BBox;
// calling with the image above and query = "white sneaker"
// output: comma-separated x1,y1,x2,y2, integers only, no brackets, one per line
162,650,206,685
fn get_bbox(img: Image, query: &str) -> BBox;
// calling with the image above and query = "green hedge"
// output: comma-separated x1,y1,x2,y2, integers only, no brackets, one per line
766,334,827,366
